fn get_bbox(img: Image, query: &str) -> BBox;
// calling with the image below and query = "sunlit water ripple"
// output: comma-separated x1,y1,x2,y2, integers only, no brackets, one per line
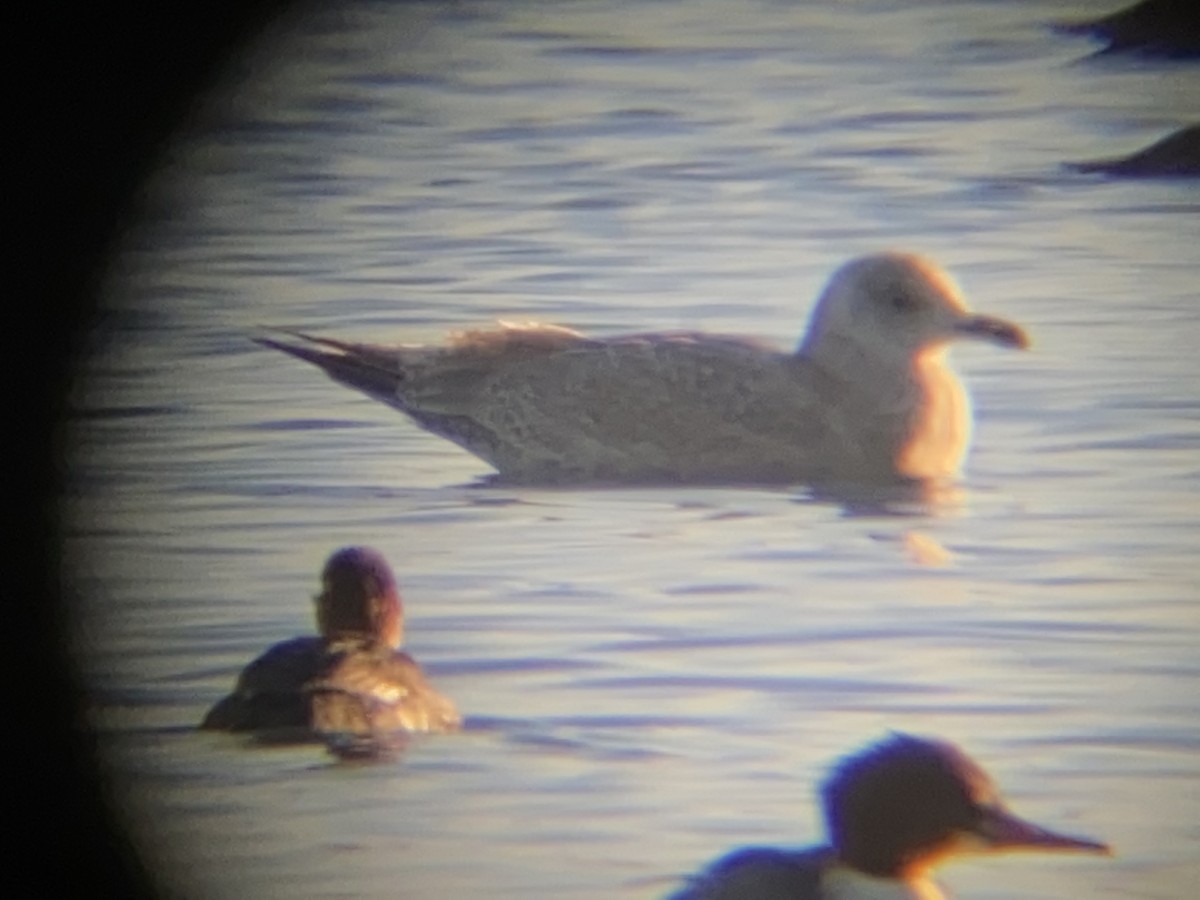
65,1,1198,898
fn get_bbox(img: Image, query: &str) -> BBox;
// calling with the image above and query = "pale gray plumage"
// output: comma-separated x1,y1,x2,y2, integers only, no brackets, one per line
257,253,1028,487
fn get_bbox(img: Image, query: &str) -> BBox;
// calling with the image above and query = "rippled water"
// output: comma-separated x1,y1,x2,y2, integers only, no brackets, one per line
64,1,1199,898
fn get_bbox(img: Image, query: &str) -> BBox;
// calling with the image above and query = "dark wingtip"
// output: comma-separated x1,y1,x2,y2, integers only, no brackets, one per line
255,327,359,351
253,333,341,369
253,330,405,399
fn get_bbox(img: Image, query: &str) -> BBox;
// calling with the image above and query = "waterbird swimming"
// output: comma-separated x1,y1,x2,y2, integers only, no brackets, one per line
1054,0,1200,58
1068,124,1200,178
258,253,1028,488
669,733,1110,899
201,546,461,741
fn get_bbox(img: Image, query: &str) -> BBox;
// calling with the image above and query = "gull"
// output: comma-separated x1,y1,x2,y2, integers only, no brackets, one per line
669,733,1110,900
257,253,1028,487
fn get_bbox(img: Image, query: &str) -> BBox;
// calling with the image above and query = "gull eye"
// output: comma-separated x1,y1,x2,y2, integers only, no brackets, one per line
890,293,916,313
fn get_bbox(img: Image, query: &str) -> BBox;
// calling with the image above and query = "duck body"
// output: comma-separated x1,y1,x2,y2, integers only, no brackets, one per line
672,848,944,900
1054,0,1200,58
201,636,461,737
201,636,323,732
259,254,1027,487
201,547,461,742
669,847,827,900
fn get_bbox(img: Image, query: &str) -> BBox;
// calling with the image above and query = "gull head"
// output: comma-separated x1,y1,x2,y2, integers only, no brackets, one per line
799,253,1029,364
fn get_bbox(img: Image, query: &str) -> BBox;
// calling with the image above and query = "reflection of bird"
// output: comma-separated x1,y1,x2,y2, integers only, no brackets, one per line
1054,0,1200,58
201,547,460,741
1069,125,1200,178
259,253,1027,488
670,734,1111,900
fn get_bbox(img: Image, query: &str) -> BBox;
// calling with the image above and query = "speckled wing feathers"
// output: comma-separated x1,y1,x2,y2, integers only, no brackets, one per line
437,334,824,482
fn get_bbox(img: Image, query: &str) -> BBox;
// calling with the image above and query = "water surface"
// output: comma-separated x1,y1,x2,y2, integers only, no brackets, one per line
66,1,1199,897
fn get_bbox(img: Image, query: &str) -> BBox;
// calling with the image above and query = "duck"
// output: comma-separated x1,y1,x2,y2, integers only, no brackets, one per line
669,733,1110,899
257,253,1028,488
1054,0,1200,58
200,546,461,740
1068,124,1200,178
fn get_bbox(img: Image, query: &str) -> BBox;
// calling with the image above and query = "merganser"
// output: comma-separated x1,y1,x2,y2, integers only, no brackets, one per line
1054,0,1200,58
201,546,460,740
256,253,1027,488
670,734,1110,899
